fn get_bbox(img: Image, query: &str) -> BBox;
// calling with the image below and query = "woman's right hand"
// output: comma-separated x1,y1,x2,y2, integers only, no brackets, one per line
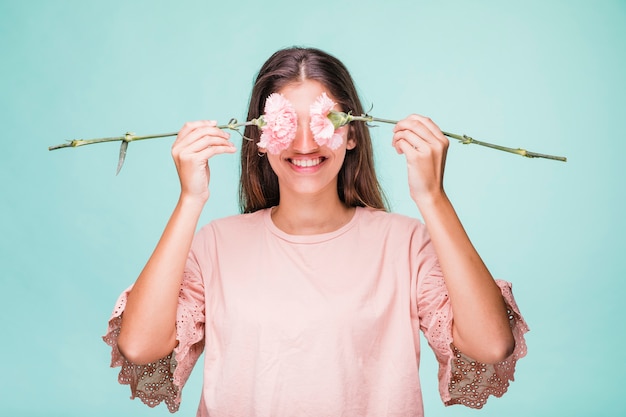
171,120,236,203
120,120,235,364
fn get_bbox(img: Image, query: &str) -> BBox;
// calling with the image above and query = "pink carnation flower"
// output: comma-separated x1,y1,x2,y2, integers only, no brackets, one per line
309,92,344,150
257,93,298,154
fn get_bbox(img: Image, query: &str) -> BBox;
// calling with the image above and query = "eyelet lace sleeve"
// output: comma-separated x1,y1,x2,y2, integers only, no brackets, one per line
102,269,205,413
417,268,529,409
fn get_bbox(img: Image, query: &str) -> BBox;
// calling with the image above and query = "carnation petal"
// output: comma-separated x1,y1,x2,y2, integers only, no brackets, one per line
310,92,341,147
257,93,298,154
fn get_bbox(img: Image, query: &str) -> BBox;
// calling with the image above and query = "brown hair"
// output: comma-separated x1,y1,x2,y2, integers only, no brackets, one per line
239,47,387,213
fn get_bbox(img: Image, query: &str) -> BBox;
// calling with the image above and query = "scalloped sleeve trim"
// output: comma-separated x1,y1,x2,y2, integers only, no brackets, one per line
438,279,529,409
102,279,205,413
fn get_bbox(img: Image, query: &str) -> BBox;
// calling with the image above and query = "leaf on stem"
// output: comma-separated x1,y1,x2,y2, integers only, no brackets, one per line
116,140,129,175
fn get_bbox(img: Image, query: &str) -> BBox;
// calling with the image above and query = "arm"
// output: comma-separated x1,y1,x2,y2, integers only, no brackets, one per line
117,120,236,365
393,115,515,364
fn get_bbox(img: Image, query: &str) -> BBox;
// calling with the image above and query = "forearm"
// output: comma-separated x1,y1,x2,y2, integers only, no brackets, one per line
117,195,205,364
417,192,515,364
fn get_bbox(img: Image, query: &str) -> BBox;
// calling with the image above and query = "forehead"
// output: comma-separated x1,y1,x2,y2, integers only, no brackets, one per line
277,80,339,111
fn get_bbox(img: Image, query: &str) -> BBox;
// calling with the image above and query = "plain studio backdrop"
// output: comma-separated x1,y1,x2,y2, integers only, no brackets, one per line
1,1,624,416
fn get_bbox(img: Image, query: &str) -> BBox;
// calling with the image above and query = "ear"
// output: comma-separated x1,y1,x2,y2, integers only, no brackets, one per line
346,125,357,150
346,136,357,150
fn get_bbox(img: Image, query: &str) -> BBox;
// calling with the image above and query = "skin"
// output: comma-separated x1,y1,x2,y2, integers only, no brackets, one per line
117,120,235,363
117,79,514,365
392,114,515,363
260,81,356,235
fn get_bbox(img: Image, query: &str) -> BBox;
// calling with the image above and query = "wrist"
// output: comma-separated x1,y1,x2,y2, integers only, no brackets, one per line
412,188,448,213
178,192,209,211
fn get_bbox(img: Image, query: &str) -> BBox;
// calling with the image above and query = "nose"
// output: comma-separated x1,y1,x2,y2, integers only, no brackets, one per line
291,119,319,153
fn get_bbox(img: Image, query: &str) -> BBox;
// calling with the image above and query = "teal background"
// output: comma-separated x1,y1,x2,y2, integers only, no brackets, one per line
1,0,624,416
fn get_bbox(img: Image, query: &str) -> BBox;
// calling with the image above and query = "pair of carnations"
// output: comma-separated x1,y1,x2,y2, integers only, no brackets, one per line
257,92,346,154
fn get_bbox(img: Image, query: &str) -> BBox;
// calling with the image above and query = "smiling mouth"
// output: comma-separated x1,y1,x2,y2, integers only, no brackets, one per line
289,157,325,168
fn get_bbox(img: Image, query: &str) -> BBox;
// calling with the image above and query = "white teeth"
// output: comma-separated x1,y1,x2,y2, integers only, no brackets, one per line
291,158,322,167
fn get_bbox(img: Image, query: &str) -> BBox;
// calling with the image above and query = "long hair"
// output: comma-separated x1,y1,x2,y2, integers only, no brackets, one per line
239,47,387,213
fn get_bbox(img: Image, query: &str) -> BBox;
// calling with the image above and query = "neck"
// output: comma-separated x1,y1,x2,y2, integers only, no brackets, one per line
271,192,355,235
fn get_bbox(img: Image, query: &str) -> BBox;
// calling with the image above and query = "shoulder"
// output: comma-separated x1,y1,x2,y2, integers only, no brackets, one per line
357,207,425,232
355,207,431,245
195,209,268,240
354,208,435,263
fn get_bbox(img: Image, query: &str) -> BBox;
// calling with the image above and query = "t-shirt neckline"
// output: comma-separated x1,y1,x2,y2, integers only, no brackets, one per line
263,206,362,244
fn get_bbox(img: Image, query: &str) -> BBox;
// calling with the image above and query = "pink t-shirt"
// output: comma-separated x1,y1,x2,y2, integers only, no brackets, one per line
103,207,528,416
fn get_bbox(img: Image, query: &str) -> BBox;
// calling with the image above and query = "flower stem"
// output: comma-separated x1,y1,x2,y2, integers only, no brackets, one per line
441,131,567,162
48,132,180,150
47,113,567,174
349,114,567,162
48,119,256,174
48,120,254,151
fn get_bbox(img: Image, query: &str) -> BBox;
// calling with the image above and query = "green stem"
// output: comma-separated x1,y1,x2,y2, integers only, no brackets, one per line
48,114,567,164
350,114,567,162
49,119,258,174
48,120,255,151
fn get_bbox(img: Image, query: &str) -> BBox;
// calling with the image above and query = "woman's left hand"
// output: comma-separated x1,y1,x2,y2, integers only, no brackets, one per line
392,114,449,205
394,116,515,363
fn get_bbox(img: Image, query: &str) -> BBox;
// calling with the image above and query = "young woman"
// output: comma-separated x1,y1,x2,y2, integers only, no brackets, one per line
104,47,528,417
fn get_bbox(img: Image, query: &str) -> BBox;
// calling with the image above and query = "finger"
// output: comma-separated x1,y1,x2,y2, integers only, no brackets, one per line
182,135,235,154
180,126,231,147
393,118,437,146
176,143,237,175
178,144,237,173
392,128,429,155
392,123,449,159
176,120,217,141
188,142,238,160
175,143,235,170
173,128,233,158
175,121,229,146
413,115,447,143
393,115,447,146
199,144,238,159
393,138,410,155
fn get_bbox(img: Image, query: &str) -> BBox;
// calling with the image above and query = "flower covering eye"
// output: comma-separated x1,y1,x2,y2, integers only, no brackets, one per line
257,93,298,154
256,92,345,153
309,92,344,150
